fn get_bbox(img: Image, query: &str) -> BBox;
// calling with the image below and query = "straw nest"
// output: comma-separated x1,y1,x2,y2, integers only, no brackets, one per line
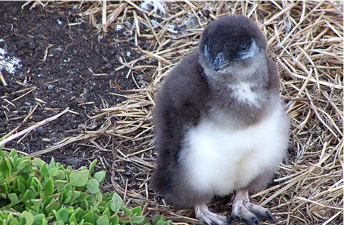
9,1,344,224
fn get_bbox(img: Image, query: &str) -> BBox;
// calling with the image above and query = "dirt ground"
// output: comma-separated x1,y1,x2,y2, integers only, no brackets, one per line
1,0,139,202
0,2,139,164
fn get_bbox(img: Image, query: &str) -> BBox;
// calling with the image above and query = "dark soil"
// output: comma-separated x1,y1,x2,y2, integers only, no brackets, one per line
1,2,136,160
0,0,152,183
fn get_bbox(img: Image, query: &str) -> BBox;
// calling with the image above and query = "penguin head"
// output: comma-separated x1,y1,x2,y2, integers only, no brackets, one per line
199,15,267,72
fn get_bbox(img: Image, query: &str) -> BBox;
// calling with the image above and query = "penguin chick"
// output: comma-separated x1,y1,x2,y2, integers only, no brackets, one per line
151,15,290,225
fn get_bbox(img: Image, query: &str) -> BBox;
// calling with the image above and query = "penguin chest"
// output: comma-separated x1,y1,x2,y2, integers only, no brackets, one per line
180,106,288,196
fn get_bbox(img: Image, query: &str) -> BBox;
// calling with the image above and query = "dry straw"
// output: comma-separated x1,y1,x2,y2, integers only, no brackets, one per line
4,1,343,224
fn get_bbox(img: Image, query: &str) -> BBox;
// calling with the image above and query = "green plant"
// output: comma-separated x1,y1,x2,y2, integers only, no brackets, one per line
0,150,171,225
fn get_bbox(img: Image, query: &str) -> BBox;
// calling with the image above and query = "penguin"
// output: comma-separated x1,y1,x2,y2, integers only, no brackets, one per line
151,15,290,225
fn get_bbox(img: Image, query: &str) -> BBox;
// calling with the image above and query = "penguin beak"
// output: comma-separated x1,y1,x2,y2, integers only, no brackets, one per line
213,53,229,71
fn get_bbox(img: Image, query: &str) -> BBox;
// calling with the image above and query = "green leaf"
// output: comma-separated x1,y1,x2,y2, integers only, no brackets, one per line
83,210,94,223
55,170,65,180
0,193,6,201
69,170,89,187
103,192,112,200
60,184,72,203
93,213,100,223
74,207,86,221
44,194,61,214
17,178,26,194
22,189,35,208
9,149,18,159
53,180,68,186
120,205,132,216
0,157,11,179
156,221,164,225
91,192,102,208
96,215,109,225
141,218,151,225
93,171,106,183
0,142,5,151
102,207,110,219
5,157,13,170
69,212,77,224
15,159,30,174
0,149,9,156
31,177,43,196
75,192,87,204
49,157,56,169
109,215,119,225
39,163,49,180
152,215,165,224
65,166,73,175
93,171,105,183
9,217,20,225
32,158,44,167
28,168,38,178
110,193,122,215
86,179,99,194
89,160,97,176
56,207,68,223
6,212,14,222
8,193,19,207
25,177,33,190
2,181,8,193
131,216,145,224
22,211,34,225
33,214,46,225
49,168,58,177
131,206,142,216
31,199,43,212
62,183,72,195
44,178,54,197
62,196,72,205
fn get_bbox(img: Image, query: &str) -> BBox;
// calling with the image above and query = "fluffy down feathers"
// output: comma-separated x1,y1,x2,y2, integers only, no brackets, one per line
151,15,289,208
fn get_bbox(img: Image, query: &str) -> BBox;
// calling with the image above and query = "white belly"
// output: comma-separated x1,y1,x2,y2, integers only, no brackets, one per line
181,104,289,196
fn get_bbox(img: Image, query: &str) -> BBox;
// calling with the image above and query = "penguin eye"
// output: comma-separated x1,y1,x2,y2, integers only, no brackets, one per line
238,40,251,52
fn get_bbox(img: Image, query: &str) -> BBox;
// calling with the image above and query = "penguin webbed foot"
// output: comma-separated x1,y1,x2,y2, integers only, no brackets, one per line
195,204,231,225
229,189,274,225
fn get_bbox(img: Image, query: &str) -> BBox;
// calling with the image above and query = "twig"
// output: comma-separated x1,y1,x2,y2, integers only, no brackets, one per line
0,71,7,86
0,108,70,147
6,104,39,137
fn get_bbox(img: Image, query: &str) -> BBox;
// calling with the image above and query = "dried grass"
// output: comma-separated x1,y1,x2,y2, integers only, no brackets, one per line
6,1,343,224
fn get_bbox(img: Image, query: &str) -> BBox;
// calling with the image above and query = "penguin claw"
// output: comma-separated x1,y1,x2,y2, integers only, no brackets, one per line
229,215,261,225
195,204,231,225
230,189,275,225
229,201,274,225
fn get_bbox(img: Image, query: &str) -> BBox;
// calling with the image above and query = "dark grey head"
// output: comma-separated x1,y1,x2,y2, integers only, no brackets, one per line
199,15,267,72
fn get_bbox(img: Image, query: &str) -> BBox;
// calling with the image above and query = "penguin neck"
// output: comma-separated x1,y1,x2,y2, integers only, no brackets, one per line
203,74,271,128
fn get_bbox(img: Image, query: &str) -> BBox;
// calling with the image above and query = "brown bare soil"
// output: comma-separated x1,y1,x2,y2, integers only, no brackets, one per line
0,1,138,165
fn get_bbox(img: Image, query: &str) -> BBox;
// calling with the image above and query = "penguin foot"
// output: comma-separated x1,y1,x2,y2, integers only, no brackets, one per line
229,189,274,225
195,204,231,225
